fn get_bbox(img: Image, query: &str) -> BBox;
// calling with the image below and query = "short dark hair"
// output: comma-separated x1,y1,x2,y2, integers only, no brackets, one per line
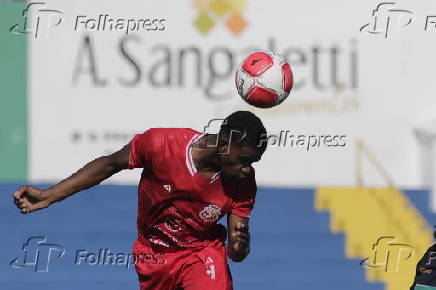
219,111,267,155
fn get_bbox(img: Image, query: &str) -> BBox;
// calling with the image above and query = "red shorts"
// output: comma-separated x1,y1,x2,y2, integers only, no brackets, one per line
133,238,233,290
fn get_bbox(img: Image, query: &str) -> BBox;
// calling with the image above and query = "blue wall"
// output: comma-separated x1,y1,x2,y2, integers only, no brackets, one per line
1,184,390,290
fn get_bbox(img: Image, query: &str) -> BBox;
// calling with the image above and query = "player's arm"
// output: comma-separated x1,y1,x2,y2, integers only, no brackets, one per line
13,144,131,214
227,213,251,262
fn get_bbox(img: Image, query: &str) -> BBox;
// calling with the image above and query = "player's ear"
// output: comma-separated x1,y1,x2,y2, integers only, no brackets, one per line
217,139,229,154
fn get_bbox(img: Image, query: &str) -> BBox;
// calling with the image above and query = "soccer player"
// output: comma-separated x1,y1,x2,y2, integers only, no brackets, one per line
13,110,267,290
409,228,436,290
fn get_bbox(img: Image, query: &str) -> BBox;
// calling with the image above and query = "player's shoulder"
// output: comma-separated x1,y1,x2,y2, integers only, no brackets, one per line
147,127,200,138
145,127,201,146
146,127,197,135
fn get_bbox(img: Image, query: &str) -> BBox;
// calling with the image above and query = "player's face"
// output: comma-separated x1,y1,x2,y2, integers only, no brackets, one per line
219,144,261,180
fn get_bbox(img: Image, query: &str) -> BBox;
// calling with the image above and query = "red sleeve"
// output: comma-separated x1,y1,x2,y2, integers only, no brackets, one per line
231,170,257,218
128,129,155,169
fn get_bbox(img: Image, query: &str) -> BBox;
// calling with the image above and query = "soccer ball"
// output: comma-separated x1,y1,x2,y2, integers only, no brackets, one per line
235,51,293,108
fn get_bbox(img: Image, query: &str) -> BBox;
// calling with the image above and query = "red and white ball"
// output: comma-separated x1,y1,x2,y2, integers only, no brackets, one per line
235,51,293,108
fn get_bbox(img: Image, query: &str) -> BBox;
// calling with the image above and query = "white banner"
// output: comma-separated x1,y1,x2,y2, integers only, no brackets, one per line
28,0,436,187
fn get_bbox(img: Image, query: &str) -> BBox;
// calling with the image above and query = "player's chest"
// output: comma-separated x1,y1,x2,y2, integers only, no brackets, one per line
150,166,234,212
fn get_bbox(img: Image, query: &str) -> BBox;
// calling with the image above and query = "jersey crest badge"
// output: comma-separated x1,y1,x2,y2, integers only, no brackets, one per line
199,204,221,222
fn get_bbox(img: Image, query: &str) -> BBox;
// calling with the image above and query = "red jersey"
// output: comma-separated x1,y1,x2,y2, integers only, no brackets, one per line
128,128,257,249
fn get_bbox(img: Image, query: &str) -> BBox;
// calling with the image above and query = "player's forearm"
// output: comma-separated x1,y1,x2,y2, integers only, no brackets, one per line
43,156,122,204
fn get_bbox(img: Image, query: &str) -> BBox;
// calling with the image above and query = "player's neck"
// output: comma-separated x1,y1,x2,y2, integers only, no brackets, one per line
191,134,221,178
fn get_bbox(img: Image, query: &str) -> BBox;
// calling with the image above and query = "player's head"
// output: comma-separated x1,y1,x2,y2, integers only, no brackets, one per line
217,111,267,180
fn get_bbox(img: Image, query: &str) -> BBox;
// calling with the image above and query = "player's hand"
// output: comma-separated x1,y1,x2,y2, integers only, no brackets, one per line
234,223,250,246
13,186,51,214
230,223,250,259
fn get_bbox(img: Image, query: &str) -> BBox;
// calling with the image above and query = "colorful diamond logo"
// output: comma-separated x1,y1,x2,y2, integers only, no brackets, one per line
194,12,216,34
193,0,211,12
192,0,248,36
226,12,247,36
229,0,247,13
209,0,231,17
